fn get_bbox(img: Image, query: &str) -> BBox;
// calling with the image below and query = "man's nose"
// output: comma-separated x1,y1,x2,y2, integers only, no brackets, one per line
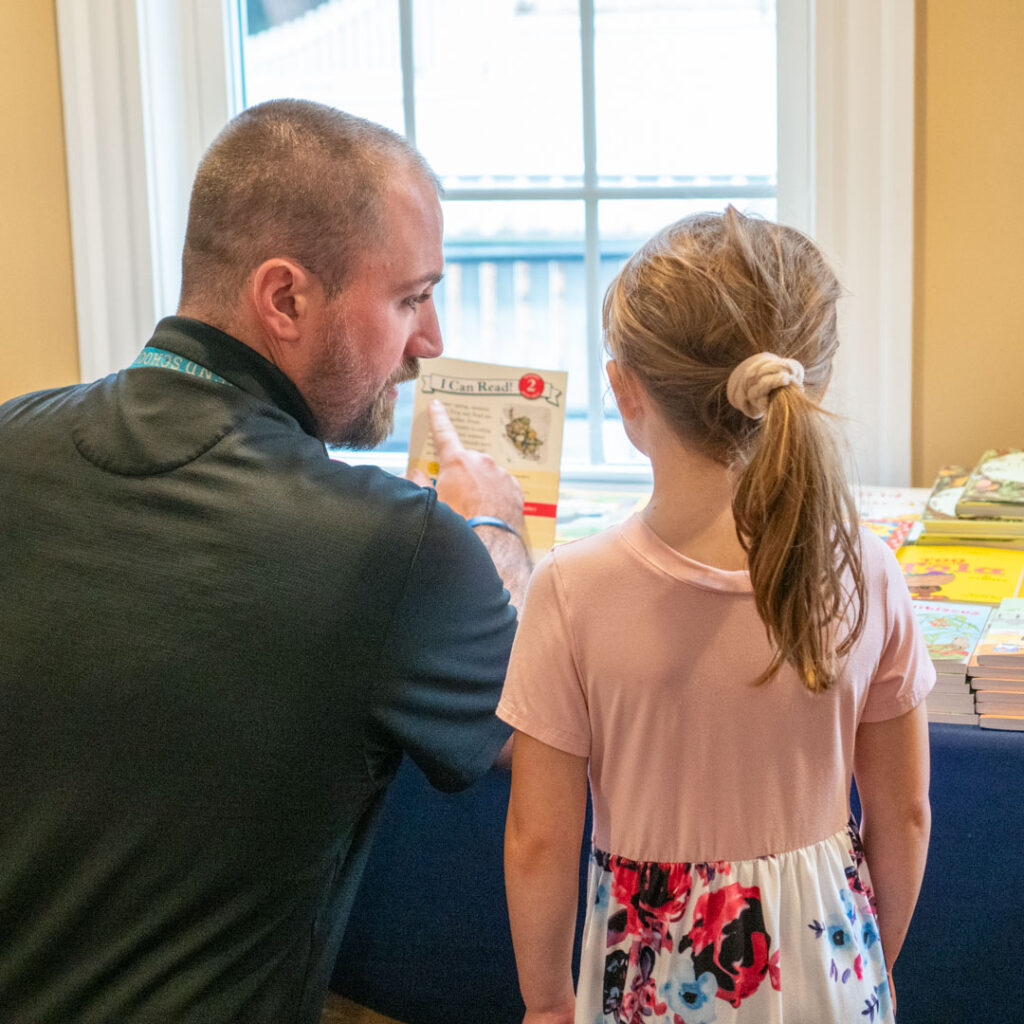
409,303,443,359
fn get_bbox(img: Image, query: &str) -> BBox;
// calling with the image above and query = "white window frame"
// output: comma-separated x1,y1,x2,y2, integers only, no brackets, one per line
55,0,914,485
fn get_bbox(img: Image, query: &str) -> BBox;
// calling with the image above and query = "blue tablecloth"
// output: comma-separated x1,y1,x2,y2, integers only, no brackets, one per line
332,723,1024,1023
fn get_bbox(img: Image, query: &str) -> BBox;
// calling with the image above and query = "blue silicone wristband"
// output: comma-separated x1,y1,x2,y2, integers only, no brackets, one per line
466,515,520,537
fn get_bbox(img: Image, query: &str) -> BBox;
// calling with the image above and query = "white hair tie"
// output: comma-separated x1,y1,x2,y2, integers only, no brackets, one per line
726,352,805,420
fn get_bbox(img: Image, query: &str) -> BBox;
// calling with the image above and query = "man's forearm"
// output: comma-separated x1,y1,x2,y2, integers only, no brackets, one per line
473,524,532,612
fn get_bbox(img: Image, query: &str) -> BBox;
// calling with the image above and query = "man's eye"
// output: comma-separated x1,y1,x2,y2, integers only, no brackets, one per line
406,293,431,309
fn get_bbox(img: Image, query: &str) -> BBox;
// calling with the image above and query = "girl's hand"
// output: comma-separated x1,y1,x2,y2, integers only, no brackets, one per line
523,1003,575,1024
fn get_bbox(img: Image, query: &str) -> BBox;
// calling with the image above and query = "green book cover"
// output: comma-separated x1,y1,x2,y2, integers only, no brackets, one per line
955,450,1024,519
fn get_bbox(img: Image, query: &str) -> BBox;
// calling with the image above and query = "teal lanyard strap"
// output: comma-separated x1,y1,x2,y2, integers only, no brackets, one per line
130,347,233,387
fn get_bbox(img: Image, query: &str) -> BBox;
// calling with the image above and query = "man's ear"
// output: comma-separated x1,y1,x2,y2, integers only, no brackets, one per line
250,259,321,344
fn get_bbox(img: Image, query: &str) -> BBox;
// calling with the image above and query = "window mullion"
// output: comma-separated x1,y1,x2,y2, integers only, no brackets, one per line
399,0,416,144
580,0,603,466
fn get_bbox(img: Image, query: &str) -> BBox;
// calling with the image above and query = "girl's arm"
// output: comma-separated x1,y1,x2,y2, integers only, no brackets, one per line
853,699,931,973
504,730,589,1024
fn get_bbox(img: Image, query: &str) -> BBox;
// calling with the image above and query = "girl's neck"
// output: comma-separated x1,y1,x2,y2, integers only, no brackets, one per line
641,439,748,572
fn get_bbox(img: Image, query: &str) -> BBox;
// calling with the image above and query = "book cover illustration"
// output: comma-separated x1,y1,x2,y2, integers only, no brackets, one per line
407,356,568,562
921,465,970,521
955,449,1024,519
555,487,650,544
912,600,992,672
896,545,1024,605
854,485,929,521
973,598,1024,666
862,517,920,551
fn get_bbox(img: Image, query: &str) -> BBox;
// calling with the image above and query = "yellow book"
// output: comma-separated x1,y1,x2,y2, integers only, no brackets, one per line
896,545,1024,605
407,356,568,563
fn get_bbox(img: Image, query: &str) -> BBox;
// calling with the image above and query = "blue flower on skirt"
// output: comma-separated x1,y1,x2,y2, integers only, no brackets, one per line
839,887,857,926
861,914,881,956
661,954,719,1024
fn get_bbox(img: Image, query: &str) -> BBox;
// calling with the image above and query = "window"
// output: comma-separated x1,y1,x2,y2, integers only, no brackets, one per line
236,0,778,470
55,0,914,485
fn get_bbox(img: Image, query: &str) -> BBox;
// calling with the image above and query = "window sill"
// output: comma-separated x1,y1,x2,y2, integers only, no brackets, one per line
328,447,654,488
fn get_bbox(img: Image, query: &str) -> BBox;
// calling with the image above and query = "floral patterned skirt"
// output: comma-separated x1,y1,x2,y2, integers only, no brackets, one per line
575,821,893,1024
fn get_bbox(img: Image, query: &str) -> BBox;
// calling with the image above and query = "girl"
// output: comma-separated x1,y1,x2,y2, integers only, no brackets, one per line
499,209,932,1024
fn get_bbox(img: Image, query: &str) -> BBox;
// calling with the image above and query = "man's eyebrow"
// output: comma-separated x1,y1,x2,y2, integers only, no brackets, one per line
402,272,444,292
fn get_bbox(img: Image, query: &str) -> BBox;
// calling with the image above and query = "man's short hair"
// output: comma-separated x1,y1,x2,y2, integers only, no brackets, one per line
179,99,438,308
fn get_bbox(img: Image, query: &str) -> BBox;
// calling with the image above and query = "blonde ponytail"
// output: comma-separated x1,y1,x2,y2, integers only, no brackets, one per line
604,206,865,692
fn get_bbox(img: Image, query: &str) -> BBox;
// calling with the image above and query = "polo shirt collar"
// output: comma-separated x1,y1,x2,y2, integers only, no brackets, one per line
146,316,322,439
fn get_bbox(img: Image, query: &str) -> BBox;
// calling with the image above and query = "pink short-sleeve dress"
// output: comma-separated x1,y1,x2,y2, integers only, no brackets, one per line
497,517,934,1024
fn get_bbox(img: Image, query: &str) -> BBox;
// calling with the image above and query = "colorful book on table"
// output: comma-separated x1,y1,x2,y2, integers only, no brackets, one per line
854,485,929,520
407,355,567,562
919,462,1024,545
954,449,1024,520
912,600,992,678
921,464,971,522
896,545,1024,605
555,487,650,544
968,652,1024,683
973,597,1024,667
861,517,919,551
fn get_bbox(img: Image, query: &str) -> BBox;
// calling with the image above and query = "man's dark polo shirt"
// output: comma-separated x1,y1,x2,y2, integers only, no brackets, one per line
0,317,515,1023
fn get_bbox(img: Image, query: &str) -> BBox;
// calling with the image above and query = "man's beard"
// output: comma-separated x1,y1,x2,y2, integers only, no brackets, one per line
304,324,419,449
336,357,418,450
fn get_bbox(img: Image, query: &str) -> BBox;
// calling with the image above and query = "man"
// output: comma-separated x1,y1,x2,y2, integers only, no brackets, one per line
0,100,530,1022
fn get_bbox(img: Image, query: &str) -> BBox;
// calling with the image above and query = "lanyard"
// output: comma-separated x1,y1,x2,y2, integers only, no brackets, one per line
130,346,233,387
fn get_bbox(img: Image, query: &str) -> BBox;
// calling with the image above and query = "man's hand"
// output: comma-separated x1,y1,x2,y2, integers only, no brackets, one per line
415,400,525,528
408,400,532,610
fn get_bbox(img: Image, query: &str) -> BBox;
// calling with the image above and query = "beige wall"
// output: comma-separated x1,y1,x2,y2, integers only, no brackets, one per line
7,4,1021,483
913,0,1024,485
0,3,79,403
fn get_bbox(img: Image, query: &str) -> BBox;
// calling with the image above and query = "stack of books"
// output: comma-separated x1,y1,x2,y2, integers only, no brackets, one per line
913,601,992,725
919,451,1024,549
968,598,1024,732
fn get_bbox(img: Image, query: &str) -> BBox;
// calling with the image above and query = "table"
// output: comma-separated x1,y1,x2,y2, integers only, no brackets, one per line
331,723,1024,1023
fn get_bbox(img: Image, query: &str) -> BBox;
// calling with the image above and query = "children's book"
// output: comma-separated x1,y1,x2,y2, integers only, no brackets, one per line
918,518,1024,539
861,517,920,551
972,680,1024,697
932,674,975,693
955,449,1024,519
975,692,1024,714
927,710,979,727
979,715,1024,732
925,691,976,715
921,465,971,521
895,546,1024,605
911,600,992,679
914,532,1024,550
854,485,929,520
407,355,567,563
555,486,650,545
972,597,1024,667
967,652,1024,682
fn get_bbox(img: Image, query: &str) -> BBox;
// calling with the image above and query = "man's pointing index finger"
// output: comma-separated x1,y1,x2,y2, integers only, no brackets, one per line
427,399,465,458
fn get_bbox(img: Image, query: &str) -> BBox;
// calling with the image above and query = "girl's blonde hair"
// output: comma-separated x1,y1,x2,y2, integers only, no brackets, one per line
603,207,865,692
